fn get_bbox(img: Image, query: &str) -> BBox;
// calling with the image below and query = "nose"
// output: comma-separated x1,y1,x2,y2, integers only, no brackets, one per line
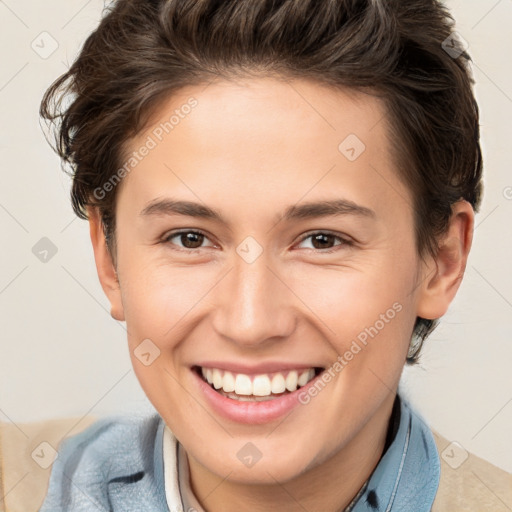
211,250,297,348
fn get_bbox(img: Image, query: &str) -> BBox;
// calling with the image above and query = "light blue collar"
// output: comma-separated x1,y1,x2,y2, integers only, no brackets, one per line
349,394,440,511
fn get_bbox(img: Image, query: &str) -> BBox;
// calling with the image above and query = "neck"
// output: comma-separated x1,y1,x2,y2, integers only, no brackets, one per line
186,393,397,512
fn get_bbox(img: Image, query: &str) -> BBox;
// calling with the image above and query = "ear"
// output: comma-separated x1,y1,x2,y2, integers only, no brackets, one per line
416,200,475,320
87,206,125,321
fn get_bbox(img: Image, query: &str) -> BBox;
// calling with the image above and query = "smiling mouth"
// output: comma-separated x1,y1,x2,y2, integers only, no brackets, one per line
193,365,324,401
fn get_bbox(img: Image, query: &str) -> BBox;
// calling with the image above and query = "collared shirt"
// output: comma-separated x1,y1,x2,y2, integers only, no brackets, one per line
40,393,440,511
164,393,440,512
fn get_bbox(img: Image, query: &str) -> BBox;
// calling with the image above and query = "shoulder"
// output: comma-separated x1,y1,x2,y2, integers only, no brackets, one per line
53,412,162,461
39,412,164,511
431,429,512,511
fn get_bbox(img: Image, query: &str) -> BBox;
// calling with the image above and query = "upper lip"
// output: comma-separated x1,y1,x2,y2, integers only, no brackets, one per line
193,361,324,375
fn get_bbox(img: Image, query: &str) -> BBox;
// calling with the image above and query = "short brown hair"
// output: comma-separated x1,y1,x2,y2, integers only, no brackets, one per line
40,0,483,364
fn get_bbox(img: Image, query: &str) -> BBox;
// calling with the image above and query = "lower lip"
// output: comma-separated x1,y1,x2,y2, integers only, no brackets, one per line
191,367,322,425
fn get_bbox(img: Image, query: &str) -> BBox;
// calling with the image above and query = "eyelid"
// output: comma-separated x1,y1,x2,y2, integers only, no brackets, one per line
297,229,352,242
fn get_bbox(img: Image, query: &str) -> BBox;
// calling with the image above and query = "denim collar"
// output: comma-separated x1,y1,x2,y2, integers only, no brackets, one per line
349,394,440,511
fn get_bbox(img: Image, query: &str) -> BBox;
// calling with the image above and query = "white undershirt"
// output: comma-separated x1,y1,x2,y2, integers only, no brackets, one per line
163,424,205,512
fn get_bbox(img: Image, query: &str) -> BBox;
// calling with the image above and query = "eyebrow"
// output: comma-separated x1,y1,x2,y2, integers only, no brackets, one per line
139,198,376,225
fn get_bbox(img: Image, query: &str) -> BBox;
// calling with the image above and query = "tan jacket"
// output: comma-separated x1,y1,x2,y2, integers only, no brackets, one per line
0,417,510,511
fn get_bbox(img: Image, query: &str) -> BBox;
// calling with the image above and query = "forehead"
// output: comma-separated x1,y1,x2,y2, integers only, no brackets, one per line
117,77,410,225
137,77,388,155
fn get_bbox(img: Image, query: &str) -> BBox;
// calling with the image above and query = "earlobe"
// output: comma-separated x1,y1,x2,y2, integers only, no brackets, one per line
87,206,125,322
416,200,475,321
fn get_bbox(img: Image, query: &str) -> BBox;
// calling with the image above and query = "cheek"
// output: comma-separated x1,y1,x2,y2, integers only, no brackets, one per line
113,244,183,405
295,261,415,335
118,253,218,346
120,275,170,338
289,253,418,388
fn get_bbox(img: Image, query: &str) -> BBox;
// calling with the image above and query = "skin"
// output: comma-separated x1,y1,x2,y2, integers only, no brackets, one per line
88,77,474,511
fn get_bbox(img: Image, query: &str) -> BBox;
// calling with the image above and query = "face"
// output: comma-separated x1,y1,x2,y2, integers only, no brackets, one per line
96,77,434,483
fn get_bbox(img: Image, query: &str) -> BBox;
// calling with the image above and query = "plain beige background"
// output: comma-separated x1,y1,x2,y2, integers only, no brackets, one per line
0,0,511,475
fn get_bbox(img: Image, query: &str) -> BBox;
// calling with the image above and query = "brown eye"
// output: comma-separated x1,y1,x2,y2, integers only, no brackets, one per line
296,231,351,252
163,230,214,251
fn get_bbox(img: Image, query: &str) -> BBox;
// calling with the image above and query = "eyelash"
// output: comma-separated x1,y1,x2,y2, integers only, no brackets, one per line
161,229,353,254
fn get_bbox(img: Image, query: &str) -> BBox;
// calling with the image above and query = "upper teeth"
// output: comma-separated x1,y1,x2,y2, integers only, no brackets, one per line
200,367,316,396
